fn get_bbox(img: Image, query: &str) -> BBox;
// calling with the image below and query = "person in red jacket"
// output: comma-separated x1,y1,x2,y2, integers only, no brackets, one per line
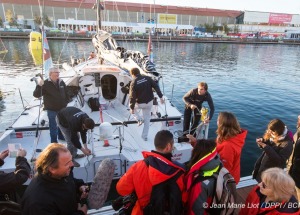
185,139,221,215
116,130,186,215
239,167,299,215
215,112,247,184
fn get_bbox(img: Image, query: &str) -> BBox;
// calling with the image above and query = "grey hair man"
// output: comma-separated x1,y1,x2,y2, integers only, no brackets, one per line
33,67,69,143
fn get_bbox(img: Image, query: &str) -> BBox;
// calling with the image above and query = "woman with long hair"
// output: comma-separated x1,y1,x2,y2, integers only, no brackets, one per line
240,168,299,215
185,139,221,215
253,119,293,182
216,112,247,184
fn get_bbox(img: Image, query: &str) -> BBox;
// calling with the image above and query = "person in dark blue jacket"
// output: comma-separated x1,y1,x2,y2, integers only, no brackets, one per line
129,68,164,141
56,107,95,167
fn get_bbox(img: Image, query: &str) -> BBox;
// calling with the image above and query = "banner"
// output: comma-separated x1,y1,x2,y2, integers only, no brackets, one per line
269,13,292,24
158,14,177,24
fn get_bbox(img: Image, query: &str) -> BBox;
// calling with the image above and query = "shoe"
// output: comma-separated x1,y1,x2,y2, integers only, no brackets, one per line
138,120,144,126
74,154,85,159
143,137,148,141
72,160,80,167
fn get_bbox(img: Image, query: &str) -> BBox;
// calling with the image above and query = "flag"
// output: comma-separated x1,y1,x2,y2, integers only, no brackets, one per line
42,31,53,78
147,31,153,62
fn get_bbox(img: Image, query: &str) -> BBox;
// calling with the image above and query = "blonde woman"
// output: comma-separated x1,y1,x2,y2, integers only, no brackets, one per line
253,119,293,182
216,112,247,184
240,168,299,215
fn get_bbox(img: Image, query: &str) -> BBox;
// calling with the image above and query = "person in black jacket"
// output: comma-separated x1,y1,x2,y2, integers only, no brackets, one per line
56,107,95,167
33,67,69,143
253,119,293,183
288,115,300,201
0,148,30,203
129,68,164,141
182,82,214,136
21,143,89,215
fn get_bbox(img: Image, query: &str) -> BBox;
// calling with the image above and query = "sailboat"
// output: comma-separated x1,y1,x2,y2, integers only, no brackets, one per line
0,0,193,212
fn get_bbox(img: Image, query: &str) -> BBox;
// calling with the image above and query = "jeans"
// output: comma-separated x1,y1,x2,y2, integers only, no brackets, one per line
183,107,201,136
47,110,64,143
55,116,78,158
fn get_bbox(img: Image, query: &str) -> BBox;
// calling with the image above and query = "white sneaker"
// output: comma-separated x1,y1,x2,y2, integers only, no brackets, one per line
138,120,144,126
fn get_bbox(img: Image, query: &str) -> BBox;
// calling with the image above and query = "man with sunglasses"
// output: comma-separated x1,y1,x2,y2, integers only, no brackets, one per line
56,107,95,167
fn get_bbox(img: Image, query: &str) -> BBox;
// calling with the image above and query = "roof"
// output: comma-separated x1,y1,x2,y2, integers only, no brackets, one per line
3,0,242,18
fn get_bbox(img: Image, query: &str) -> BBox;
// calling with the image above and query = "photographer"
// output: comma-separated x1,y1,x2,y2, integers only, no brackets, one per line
0,148,30,202
253,119,293,182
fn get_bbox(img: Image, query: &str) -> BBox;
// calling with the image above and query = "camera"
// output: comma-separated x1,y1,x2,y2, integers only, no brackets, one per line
112,193,137,215
178,136,189,143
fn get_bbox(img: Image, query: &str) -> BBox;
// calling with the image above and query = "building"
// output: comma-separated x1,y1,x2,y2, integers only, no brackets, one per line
0,0,240,34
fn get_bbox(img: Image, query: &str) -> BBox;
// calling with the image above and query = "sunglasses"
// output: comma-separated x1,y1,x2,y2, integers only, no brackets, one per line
261,181,268,189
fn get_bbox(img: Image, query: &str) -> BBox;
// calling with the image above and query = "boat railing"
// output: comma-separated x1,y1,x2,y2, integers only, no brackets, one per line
160,79,183,110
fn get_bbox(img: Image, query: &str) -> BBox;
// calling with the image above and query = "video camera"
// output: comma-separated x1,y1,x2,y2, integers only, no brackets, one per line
112,193,137,215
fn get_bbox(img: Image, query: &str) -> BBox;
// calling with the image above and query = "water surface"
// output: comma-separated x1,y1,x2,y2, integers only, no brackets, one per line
1,39,300,177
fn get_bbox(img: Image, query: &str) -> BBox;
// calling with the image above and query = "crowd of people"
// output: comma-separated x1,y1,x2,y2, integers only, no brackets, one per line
0,76,300,215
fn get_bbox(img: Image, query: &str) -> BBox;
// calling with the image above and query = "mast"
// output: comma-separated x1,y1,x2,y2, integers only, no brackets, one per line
96,0,101,33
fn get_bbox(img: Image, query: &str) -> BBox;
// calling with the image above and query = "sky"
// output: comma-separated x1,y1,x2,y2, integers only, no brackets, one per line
112,0,300,14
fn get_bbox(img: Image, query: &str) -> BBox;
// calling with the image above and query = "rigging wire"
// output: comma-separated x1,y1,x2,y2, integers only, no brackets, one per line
30,0,45,165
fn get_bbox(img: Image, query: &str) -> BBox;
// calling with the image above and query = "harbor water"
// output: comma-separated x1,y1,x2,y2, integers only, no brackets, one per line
0,38,300,177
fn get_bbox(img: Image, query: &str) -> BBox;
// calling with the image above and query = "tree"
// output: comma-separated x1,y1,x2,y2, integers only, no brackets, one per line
233,25,240,34
204,23,213,33
34,14,52,27
33,14,42,26
43,15,52,27
0,17,3,27
223,24,230,34
8,16,18,27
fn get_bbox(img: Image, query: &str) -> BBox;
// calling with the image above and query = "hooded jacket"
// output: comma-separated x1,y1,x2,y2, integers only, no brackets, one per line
33,78,68,111
216,129,247,184
184,149,221,215
116,151,186,215
239,186,299,215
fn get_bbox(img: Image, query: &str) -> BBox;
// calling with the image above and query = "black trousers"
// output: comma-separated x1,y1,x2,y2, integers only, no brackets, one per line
183,107,201,135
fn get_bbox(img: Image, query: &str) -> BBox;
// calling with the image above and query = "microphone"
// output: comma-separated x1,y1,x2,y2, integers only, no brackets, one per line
88,158,115,209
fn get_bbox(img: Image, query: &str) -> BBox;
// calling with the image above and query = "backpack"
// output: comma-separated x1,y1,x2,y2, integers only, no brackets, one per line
143,158,184,215
88,97,100,111
192,167,237,215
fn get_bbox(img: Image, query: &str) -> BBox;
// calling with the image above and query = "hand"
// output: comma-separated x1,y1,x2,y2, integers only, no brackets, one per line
17,149,27,157
38,79,44,86
79,185,89,199
256,138,266,149
0,149,9,160
187,134,197,145
190,104,197,110
77,203,88,215
81,147,91,156
130,109,134,114
204,118,210,124
160,97,164,104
